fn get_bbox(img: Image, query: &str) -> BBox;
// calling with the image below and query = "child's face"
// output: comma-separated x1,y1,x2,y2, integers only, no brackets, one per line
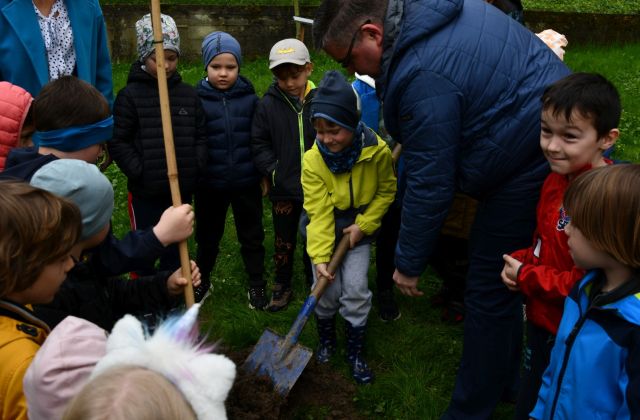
314,118,354,153
11,254,74,305
273,63,313,100
145,50,179,79
565,222,614,271
207,53,239,91
540,107,616,177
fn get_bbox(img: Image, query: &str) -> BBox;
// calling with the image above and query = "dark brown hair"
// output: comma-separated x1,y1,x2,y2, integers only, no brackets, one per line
33,76,110,131
312,0,387,49
0,181,81,296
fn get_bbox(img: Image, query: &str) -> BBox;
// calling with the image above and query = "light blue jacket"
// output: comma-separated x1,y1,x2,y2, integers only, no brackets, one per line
0,0,113,105
532,270,640,419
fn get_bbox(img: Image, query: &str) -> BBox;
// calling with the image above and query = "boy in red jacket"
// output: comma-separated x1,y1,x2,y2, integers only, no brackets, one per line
500,73,620,419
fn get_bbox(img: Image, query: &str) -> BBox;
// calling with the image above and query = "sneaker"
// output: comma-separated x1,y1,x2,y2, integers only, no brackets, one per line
194,278,212,304
377,290,400,322
266,284,293,312
248,286,268,310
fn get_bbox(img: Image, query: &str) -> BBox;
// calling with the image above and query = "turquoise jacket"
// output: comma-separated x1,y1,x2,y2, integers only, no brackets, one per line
0,0,113,105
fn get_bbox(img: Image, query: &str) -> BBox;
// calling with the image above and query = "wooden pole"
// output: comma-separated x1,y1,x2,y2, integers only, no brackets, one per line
149,1,195,308
293,0,301,40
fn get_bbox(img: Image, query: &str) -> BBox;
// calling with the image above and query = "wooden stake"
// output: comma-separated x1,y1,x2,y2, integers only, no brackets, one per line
149,1,194,308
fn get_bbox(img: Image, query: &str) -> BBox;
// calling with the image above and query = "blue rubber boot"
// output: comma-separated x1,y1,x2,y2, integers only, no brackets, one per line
315,316,336,363
345,322,374,384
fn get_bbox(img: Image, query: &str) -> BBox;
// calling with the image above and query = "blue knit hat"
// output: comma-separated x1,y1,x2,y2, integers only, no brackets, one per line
311,71,360,131
201,31,242,70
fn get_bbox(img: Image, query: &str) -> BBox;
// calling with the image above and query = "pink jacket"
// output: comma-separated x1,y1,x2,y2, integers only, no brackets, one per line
0,82,32,171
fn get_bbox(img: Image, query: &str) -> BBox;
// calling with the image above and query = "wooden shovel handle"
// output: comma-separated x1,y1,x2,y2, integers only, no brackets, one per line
310,234,352,300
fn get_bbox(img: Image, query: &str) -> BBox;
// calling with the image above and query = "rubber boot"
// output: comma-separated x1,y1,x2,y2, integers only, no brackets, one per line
315,316,336,363
345,322,374,384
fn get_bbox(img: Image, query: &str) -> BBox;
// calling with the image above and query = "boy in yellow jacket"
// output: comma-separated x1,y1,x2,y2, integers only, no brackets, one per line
301,71,396,384
0,181,81,419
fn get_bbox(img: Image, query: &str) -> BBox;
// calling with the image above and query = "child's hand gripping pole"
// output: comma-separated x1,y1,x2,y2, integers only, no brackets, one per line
149,1,194,308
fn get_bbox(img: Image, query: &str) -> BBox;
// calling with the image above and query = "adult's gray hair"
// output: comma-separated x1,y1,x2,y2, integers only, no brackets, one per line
312,0,388,49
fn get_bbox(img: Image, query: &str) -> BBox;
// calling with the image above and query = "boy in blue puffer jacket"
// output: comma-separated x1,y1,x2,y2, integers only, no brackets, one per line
195,32,266,306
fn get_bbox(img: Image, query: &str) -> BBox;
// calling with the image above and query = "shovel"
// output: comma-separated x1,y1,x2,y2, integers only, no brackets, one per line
243,234,351,396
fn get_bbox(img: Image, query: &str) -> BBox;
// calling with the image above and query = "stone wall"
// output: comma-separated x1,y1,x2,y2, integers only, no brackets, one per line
102,5,640,62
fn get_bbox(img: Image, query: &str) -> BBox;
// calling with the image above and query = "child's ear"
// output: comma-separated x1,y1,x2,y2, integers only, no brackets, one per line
305,62,314,74
599,128,620,151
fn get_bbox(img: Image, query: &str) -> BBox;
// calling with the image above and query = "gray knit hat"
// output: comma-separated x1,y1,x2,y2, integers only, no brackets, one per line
136,13,181,61
31,160,114,241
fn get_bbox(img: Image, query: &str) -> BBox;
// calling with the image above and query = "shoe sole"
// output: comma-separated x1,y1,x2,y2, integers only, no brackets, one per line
247,291,267,310
379,311,401,322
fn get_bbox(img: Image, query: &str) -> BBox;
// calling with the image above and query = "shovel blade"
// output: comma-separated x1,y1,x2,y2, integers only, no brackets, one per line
243,328,313,396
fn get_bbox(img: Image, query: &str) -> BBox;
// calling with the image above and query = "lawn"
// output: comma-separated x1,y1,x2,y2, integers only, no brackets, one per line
106,43,640,418
99,0,640,14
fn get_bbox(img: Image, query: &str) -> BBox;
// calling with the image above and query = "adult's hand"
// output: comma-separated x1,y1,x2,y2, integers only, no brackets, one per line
393,269,423,297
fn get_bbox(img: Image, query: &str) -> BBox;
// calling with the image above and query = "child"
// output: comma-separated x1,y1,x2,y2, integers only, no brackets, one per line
531,164,640,419
251,38,316,311
195,31,265,305
63,304,236,419
302,71,396,383
1,76,110,181
0,81,33,171
500,73,620,419
109,13,207,276
0,180,81,419
29,159,201,331
0,76,194,281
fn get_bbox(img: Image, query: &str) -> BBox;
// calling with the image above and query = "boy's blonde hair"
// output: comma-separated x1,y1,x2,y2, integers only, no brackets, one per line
563,164,640,269
0,181,81,297
63,366,196,420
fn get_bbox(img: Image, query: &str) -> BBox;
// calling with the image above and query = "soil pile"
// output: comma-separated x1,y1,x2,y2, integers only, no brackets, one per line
225,349,363,419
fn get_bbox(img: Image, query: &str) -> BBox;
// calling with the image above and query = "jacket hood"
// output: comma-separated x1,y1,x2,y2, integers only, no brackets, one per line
127,61,183,87
379,0,462,93
197,74,255,100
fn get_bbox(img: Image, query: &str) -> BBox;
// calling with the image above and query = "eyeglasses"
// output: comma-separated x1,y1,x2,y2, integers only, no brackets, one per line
337,19,371,69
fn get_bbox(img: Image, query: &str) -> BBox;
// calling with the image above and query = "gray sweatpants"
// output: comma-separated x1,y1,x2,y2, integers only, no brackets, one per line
312,243,372,327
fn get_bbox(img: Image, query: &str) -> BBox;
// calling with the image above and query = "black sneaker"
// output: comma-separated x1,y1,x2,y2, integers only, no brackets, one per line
377,289,401,322
194,278,212,304
248,286,268,310
266,283,293,312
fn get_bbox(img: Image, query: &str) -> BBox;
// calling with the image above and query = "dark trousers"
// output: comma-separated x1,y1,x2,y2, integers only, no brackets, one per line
443,161,548,420
272,199,312,287
375,203,401,292
195,184,265,288
128,193,181,275
514,321,555,420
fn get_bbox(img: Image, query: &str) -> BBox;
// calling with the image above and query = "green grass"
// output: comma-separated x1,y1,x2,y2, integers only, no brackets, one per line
108,44,639,419
99,0,640,14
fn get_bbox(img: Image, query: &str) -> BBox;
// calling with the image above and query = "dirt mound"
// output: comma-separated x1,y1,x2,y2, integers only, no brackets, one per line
225,349,363,419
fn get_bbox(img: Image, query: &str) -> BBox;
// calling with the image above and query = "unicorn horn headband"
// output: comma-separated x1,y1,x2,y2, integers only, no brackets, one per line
91,304,236,419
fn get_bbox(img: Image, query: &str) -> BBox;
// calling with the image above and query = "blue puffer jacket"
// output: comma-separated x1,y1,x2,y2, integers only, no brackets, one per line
531,270,640,419
377,0,570,276
197,75,260,190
